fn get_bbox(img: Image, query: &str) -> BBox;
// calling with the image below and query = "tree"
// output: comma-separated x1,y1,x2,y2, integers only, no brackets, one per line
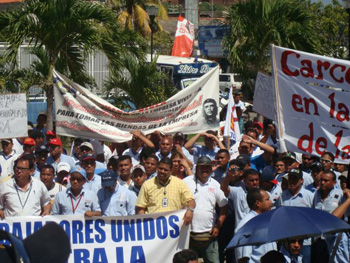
0,0,145,129
308,0,348,59
104,54,176,109
223,0,319,97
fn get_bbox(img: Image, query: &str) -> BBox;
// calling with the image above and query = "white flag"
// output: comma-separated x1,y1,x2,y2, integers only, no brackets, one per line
224,87,241,147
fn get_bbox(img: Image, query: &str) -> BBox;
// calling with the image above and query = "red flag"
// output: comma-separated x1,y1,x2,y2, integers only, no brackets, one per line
171,15,194,57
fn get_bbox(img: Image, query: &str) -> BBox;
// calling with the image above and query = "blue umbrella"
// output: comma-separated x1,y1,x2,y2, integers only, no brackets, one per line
227,206,350,249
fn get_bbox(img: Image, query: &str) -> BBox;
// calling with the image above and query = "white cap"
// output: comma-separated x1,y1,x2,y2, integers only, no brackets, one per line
80,142,93,150
131,164,146,174
57,162,71,173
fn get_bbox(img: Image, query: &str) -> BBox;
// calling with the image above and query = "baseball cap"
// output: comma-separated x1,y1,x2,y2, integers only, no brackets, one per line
197,156,212,166
81,153,96,162
46,130,56,137
309,162,323,172
236,154,251,165
253,122,263,130
283,168,303,180
283,151,296,161
35,145,49,154
48,138,62,147
174,132,185,140
1,139,12,144
131,164,146,174
100,170,117,187
70,167,87,180
260,166,276,182
23,137,36,146
80,142,93,150
57,162,71,173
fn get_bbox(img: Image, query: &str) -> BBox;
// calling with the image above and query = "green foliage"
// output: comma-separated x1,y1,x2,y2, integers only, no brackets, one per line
105,54,177,109
146,31,173,55
308,0,348,59
223,0,319,97
0,0,146,129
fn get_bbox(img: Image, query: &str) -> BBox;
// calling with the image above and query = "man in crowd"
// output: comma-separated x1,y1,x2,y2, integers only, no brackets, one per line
123,130,155,165
0,139,19,179
275,168,313,263
235,188,276,263
259,166,282,207
183,156,228,263
23,137,36,154
305,162,323,193
80,153,102,193
40,164,66,204
56,162,71,187
130,165,147,196
144,155,158,179
136,157,195,225
79,141,106,173
51,167,101,216
212,149,230,183
173,132,194,165
156,137,173,160
0,155,51,218
29,130,45,147
117,155,134,189
33,145,50,179
97,170,137,216
221,168,260,228
46,138,76,171
185,131,225,162
33,113,47,135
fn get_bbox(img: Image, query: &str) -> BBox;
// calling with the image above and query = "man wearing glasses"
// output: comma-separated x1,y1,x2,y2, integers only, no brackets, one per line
0,155,51,218
80,153,102,194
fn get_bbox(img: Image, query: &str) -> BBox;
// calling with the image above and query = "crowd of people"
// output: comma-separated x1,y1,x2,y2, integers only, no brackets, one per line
0,99,350,263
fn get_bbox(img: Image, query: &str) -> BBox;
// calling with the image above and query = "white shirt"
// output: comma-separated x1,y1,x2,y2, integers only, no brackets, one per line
0,150,19,179
312,188,343,214
0,177,50,217
183,175,228,233
48,182,66,202
235,210,277,263
12,139,24,155
103,144,112,165
117,176,134,190
122,147,143,165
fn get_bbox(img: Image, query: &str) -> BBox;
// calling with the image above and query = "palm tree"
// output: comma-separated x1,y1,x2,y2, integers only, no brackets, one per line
223,0,319,96
112,0,168,36
0,0,145,129
105,54,176,109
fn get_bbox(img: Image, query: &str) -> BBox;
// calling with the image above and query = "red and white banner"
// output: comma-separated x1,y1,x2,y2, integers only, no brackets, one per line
224,87,241,146
271,45,350,163
53,67,219,142
171,15,194,57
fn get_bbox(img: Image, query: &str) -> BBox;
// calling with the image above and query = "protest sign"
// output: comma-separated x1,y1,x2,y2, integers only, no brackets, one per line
53,67,220,142
253,72,276,121
271,45,350,163
0,93,27,139
0,210,189,263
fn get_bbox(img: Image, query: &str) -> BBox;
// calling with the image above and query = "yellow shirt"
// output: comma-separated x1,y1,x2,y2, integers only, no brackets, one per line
136,175,194,214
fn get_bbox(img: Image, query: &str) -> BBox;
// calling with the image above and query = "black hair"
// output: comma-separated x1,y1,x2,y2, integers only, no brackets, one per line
261,250,286,263
217,149,230,157
322,170,337,181
159,157,173,169
146,154,159,163
173,249,198,263
139,147,156,162
247,188,264,210
40,164,55,174
37,114,47,121
14,154,35,170
243,169,259,179
118,155,132,163
321,152,335,161
206,130,217,136
246,127,259,140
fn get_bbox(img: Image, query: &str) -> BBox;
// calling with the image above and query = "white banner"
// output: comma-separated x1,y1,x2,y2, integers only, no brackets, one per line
253,72,276,121
0,93,27,139
0,210,189,263
224,86,241,146
271,45,350,163
53,67,220,142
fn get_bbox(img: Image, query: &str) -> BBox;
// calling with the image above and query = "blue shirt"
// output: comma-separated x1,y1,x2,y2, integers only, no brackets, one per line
275,188,313,208
47,154,76,172
312,188,342,214
192,145,219,161
51,188,101,215
97,184,137,216
84,174,102,194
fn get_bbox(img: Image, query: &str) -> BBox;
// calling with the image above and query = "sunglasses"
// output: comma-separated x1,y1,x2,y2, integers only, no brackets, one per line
320,158,332,164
